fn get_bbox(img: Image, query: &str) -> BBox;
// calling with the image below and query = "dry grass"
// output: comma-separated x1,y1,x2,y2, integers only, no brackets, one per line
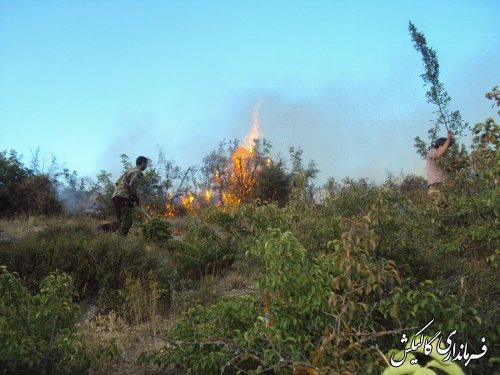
0,214,153,241
82,272,173,374
0,215,55,240
82,268,257,374
170,261,259,316
1,214,259,373
0,215,102,240
80,251,259,373
81,311,170,375
166,216,230,242
120,275,167,331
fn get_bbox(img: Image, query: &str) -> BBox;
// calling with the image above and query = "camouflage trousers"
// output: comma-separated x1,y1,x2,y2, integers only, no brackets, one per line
112,196,135,235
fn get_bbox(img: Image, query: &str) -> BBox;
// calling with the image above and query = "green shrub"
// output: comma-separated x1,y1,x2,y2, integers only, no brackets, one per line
140,180,498,374
139,295,260,373
0,150,63,217
141,216,400,374
17,175,63,216
168,222,234,279
140,216,172,244
0,223,173,310
252,160,291,206
201,205,237,230
379,280,483,347
0,266,87,374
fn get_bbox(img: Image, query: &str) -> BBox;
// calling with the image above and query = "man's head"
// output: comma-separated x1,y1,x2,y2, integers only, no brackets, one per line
433,137,453,150
136,156,149,171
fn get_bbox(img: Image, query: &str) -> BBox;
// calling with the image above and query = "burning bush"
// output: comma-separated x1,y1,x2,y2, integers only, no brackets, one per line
201,138,272,208
163,104,319,217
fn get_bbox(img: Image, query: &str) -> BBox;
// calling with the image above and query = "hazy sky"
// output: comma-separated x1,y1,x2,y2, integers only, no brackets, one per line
1,0,498,184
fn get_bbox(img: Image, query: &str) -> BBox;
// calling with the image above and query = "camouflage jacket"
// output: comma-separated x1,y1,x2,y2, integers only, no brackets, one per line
112,167,143,203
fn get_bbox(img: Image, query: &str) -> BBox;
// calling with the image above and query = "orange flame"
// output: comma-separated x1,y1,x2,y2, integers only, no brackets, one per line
218,102,263,207
181,192,195,213
165,192,176,217
204,189,213,201
164,102,265,216
242,102,263,150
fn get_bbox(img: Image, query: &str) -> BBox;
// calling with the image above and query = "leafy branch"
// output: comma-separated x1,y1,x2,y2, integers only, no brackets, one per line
409,21,468,157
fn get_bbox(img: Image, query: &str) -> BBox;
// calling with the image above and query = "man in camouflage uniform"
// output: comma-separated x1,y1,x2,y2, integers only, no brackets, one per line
111,156,148,235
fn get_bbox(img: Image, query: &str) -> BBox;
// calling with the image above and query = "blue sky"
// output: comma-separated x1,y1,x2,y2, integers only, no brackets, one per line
0,0,499,184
